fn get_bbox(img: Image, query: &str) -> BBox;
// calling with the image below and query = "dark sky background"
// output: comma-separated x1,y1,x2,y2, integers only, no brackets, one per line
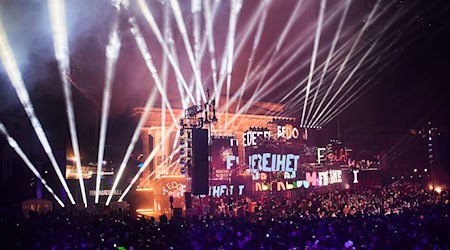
1,0,449,170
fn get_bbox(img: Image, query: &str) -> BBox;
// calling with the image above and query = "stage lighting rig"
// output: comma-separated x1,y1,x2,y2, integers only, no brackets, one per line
299,124,322,130
411,121,443,191
186,104,203,117
179,89,217,205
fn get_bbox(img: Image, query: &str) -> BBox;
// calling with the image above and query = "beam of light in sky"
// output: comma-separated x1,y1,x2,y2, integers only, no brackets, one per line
314,52,394,126
129,18,178,124
281,33,369,112
226,8,353,129
118,142,161,202
192,0,202,88
118,120,180,202
310,3,408,126
318,76,380,127
278,36,354,109
233,0,271,122
137,0,196,104
95,21,121,204
192,0,202,60
171,126,179,154
310,42,378,126
252,0,303,96
233,39,350,130
239,48,350,129
222,2,348,128
108,18,180,206
161,0,170,174
301,0,327,126
243,2,348,101
66,75,100,107
224,0,243,128
170,0,207,103
0,17,76,205
203,0,219,95
311,46,384,127
138,146,181,185
170,45,187,109
316,55,388,126
305,0,351,124
249,0,396,111
169,125,180,167
156,148,180,178
316,17,429,126
169,160,180,175
215,0,270,108
162,3,188,110
105,85,159,206
315,1,448,126
241,22,374,128
214,1,279,124
309,0,381,125
223,3,349,127
280,0,399,114
224,34,358,131
277,7,384,110
279,26,402,117
0,122,65,208
180,0,221,107
48,0,86,207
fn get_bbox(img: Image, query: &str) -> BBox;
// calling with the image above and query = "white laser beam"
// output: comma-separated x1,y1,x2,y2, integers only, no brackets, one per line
301,0,327,125
95,21,122,204
48,0,86,207
137,0,197,104
0,16,76,205
0,122,65,207
170,0,207,103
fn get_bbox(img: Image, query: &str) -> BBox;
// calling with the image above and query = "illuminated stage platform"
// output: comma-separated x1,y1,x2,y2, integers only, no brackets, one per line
129,99,379,217
131,99,291,216
133,99,290,183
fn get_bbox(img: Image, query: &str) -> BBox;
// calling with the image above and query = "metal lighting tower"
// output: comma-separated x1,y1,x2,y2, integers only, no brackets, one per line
414,121,441,191
426,121,438,191
179,90,217,204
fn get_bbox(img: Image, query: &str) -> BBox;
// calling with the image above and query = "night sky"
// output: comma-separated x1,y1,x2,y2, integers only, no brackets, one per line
1,0,450,166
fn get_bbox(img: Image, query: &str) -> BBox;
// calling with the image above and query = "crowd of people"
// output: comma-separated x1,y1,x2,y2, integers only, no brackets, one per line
0,182,448,249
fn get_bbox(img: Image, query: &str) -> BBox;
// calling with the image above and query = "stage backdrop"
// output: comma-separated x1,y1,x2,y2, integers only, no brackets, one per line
210,136,239,182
